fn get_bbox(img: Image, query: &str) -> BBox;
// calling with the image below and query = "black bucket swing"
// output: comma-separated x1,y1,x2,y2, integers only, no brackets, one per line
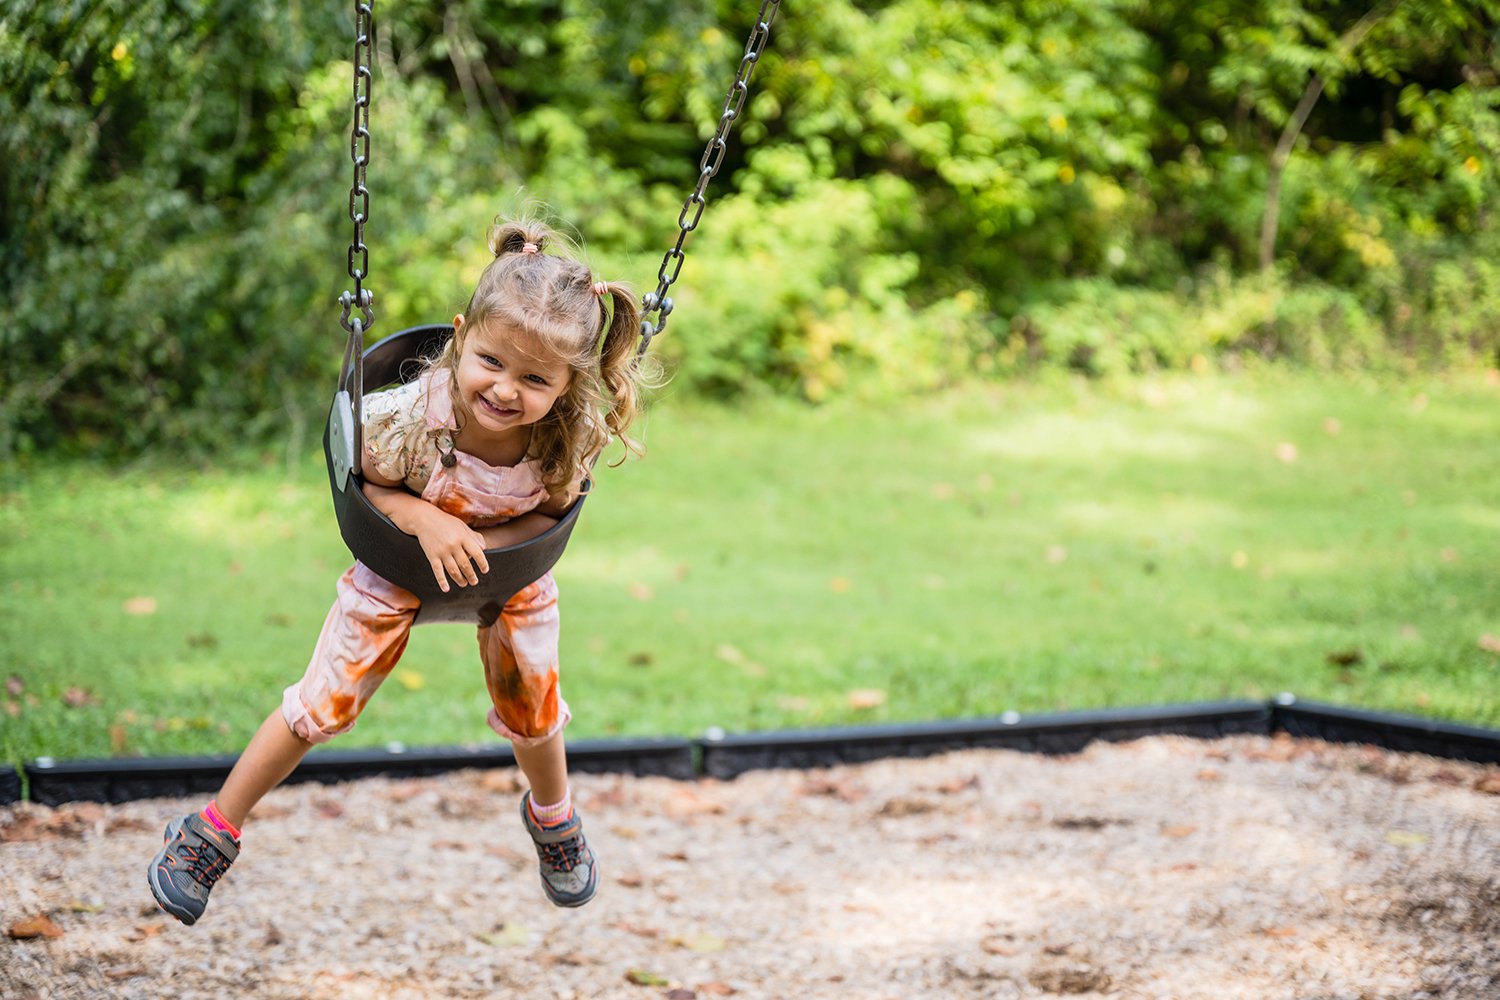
323,0,781,625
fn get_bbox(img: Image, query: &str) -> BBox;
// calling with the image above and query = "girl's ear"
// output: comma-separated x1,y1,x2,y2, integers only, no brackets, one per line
452,313,466,335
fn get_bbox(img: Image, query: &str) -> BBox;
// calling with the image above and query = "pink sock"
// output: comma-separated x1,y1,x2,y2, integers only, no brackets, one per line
529,789,572,827
201,800,242,840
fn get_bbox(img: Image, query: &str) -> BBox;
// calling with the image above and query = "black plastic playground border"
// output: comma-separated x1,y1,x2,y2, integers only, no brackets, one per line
6,696,1498,806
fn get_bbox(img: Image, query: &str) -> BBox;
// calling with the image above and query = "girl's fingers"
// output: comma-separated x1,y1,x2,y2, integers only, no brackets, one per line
430,558,450,593
469,536,490,576
446,555,472,588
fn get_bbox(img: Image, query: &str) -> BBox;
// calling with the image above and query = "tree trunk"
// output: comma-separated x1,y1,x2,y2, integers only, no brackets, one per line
1258,3,1395,271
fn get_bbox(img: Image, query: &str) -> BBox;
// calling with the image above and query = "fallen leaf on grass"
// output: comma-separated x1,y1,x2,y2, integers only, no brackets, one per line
627,581,655,601
109,724,130,754
62,900,103,914
713,644,766,677
5,674,22,697
828,576,852,593
8,915,64,939
624,969,669,986
61,686,99,708
1478,634,1500,655
616,873,646,888
123,596,157,615
1325,648,1363,666
395,670,424,691
847,688,886,710
1045,545,1068,565
4,701,19,717
1274,442,1298,463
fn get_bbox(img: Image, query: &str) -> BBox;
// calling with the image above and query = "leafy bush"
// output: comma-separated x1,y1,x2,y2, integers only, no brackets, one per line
3,0,1499,459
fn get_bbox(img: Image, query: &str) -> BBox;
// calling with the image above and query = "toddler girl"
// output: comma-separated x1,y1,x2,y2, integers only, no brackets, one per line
147,218,650,924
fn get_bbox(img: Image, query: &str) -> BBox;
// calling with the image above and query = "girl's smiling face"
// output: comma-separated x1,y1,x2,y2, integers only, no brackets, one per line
452,313,573,438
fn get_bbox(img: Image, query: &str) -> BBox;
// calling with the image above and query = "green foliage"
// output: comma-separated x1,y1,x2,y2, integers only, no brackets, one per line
2,0,1499,457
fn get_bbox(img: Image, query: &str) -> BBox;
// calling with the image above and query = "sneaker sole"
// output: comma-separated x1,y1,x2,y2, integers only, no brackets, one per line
147,859,200,925
541,874,598,908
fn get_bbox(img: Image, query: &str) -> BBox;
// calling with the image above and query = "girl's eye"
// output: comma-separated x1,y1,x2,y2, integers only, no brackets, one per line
481,355,500,367
525,374,548,385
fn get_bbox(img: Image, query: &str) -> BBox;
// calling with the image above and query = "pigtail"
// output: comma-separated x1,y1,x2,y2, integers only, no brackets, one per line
488,220,552,258
595,284,650,462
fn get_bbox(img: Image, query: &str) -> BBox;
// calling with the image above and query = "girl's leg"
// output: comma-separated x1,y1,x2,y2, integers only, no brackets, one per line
512,731,568,806
213,710,315,829
223,562,422,828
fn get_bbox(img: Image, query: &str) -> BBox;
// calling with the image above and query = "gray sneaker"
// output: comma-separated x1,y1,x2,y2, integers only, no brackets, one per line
146,812,239,925
520,791,598,907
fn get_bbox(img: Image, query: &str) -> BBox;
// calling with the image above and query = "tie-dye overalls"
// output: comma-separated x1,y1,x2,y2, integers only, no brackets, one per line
280,369,571,748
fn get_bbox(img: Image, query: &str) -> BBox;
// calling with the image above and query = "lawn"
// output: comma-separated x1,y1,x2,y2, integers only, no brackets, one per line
2,369,1497,769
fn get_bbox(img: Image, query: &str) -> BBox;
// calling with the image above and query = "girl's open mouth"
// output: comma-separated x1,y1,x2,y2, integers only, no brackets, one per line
478,396,518,418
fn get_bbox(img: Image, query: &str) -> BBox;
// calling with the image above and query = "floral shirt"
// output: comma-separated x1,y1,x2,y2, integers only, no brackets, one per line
362,368,548,509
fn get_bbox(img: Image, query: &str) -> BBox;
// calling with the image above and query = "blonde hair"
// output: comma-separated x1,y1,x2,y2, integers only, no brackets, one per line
429,217,655,497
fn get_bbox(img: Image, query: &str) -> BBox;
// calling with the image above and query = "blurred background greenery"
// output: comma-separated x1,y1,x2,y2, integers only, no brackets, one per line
2,1,1498,762
5,0,1499,456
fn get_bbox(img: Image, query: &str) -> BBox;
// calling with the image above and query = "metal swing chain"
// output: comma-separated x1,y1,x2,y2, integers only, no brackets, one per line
638,0,781,357
338,1,375,348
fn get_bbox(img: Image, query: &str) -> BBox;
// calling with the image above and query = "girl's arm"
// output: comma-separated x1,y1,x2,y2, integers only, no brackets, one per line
362,466,490,592
477,511,560,550
531,476,585,519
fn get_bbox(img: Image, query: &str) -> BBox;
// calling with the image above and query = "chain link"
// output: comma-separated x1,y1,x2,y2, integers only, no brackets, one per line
339,1,375,338
638,0,781,356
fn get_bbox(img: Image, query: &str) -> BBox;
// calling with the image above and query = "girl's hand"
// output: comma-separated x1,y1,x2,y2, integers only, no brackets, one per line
412,507,491,592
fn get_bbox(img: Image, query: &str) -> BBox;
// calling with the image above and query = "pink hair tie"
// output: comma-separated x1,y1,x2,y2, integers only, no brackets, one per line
520,242,539,254
592,281,607,296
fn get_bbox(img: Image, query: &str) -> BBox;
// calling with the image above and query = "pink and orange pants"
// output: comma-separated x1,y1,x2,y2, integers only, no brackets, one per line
281,562,570,747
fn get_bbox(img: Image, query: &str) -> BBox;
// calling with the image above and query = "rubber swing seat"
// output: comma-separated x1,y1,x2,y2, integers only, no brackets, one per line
322,323,586,626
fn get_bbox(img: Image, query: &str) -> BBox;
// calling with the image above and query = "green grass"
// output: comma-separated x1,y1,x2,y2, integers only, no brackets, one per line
3,369,1498,769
